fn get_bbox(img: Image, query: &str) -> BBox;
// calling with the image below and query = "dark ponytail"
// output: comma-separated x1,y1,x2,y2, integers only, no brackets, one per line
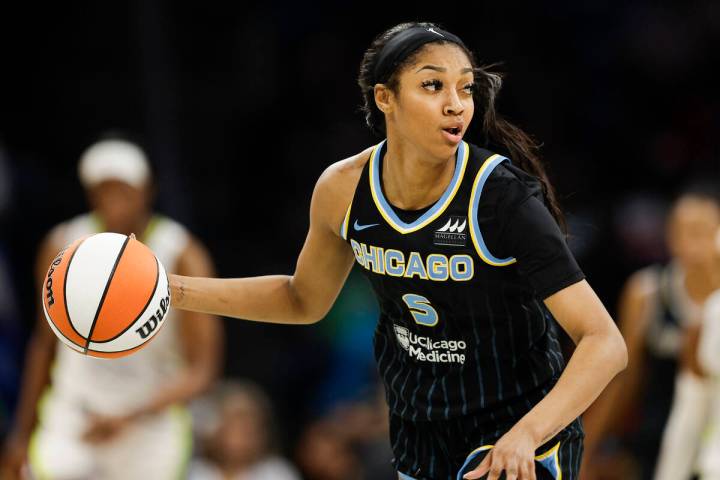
473,65,566,232
358,22,566,232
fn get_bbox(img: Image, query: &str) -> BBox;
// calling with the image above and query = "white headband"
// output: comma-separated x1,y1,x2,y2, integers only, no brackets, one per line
78,139,151,189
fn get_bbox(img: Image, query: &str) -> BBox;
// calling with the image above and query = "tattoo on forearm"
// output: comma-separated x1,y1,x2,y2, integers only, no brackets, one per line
177,282,185,305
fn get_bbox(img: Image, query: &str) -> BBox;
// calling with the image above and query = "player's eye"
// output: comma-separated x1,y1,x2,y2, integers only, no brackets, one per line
421,79,443,91
462,82,477,94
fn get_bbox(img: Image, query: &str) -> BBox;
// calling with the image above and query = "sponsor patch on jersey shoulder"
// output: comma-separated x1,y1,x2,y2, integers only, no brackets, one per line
433,216,467,247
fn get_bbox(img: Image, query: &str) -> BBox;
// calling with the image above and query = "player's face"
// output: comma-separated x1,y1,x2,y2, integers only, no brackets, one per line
667,197,720,268
87,180,152,234
386,43,475,160
216,395,267,462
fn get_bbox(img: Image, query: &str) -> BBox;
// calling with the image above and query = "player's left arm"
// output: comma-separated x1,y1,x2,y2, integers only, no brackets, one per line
468,280,626,480
522,280,627,443
466,187,627,480
83,236,221,442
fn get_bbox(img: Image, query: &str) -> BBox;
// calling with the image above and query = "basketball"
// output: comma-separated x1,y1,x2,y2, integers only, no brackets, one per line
42,232,171,358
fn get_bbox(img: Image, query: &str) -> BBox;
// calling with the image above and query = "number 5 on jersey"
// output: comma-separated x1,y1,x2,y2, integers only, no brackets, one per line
402,294,439,327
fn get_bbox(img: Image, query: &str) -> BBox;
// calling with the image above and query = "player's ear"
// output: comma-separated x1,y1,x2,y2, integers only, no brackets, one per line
374,84,394,114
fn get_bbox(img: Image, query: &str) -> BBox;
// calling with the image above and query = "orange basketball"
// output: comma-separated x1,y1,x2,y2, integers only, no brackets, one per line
42,232,170,358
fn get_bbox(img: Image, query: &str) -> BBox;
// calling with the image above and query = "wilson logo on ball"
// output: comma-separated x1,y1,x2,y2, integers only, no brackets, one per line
136,287,171,339
42,232,171,359
45,247,68,307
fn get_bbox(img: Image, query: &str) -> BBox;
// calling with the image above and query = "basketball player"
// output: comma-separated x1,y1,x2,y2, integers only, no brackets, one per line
652,193,720,480
581,189,720,480
169,23,627,479
1,137,222,480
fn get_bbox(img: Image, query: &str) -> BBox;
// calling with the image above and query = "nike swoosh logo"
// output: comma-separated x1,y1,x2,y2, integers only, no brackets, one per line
354,220,380,231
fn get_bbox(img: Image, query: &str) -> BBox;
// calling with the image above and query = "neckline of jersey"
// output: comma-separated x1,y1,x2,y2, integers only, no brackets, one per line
89,212,160,243
369,139,469,234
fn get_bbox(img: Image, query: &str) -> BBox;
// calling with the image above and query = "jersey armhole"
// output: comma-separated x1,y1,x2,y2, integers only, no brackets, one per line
468,154,517,267
339,202,352,240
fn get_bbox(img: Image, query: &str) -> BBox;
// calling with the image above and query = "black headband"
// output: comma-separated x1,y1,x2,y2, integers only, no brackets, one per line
372,26,467,85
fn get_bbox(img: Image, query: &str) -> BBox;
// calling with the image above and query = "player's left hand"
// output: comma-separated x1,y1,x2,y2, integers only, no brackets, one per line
82,413,134,443
463,424,537,480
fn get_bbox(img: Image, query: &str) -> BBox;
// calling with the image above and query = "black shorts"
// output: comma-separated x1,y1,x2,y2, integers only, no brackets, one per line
391,413,583,480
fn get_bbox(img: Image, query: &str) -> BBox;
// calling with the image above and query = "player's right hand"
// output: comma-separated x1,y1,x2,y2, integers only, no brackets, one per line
464,424,538,480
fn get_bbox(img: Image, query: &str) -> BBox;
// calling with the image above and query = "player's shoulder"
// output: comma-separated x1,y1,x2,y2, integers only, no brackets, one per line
466,143,542,212
44,213,96,251
313,146,373,207
312,145,375,233
623,264,662,300
148,214,190,242
705,288,720,315
317,145,374,192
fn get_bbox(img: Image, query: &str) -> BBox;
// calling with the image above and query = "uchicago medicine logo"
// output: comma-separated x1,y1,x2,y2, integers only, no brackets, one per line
394,324,466,364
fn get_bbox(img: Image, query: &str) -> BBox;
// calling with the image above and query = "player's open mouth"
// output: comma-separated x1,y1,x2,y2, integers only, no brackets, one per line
441,126,463,143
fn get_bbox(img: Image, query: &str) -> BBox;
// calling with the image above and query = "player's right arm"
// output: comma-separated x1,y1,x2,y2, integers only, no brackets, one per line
1,231,65,479
169,149,371,324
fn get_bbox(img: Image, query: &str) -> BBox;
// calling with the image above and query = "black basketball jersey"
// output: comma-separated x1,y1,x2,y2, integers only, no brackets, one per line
340,139,584,423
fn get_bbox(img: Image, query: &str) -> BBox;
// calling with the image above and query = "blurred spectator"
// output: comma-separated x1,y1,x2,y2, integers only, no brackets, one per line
296,386,394,480
189,381,299,480
0,136,222,480
296,421,361,480
582,186,720,480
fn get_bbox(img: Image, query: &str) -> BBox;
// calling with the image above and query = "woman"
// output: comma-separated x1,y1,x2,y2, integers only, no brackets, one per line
170,22,627,480
189,381,300,480
581,189,720,480
1,137,221,480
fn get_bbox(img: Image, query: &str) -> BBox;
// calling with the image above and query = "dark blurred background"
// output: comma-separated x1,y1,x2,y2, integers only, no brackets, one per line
0,0,718,477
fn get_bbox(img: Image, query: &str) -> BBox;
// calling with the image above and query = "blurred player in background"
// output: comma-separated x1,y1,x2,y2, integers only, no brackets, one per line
188,381,300,480
653,189,720,480
1,136,222,480
694,233,720,480
581,187,720,480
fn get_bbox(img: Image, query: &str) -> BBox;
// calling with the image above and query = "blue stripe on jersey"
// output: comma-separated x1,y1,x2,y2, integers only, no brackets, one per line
399,368,413,418
370,140,469,234
471,315,486,409
426,363,438,419
339,203,352,240
468,154,517,266
459,369,468,416
442,374,450,419
535,442,562,479
456,445,494,480
455,442,563,480
408,369,422,421
500,288,524,397
524,304,540,386
486,295,504,402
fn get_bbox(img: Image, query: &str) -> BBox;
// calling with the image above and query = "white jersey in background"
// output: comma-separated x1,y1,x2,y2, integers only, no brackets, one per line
697,291,720,479
30,213,193,480
654,269,714,480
